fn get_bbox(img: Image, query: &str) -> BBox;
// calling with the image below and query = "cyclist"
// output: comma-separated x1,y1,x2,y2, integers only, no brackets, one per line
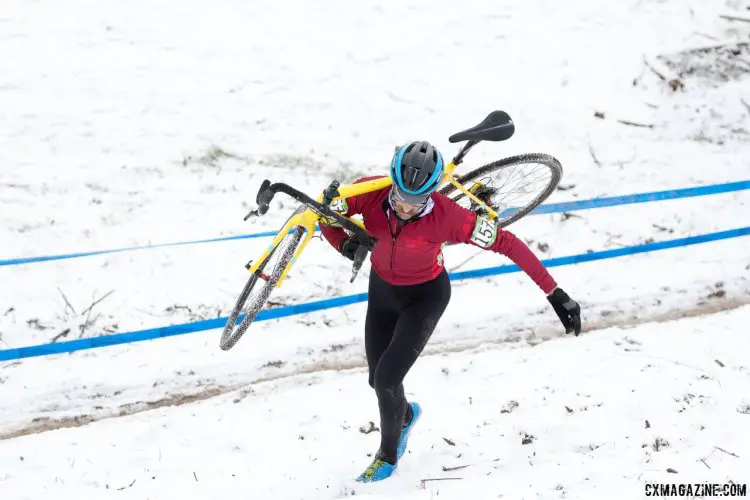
319,140,582,482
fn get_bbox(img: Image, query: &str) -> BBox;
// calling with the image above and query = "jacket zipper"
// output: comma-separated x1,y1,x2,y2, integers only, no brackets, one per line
391,224,403,281
385,207,403,281
383,198,418,282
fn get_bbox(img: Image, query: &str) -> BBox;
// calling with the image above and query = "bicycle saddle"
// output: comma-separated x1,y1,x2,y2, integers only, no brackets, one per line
448,110,515,143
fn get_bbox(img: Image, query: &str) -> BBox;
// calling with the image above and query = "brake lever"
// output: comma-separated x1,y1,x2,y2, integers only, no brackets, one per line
243,207,261,221
323,180,340,205
350,244,369,283
243,179,273,220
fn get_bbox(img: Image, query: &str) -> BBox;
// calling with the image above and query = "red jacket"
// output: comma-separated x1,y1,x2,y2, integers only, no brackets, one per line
319,176,557,293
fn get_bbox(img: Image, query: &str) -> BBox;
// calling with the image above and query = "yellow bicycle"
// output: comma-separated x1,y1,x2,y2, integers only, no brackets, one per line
219,111,563,351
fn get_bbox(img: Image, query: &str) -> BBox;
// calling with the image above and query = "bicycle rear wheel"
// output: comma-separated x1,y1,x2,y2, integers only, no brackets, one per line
219,225,305,351
439,153,562,228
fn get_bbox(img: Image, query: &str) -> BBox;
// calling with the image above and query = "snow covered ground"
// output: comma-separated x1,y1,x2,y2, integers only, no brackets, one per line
1,0,749,498
2,232,749,440
2,0,749,348
2,307,750,500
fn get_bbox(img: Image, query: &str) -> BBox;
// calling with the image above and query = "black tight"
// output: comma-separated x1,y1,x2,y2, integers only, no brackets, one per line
364,269,451,464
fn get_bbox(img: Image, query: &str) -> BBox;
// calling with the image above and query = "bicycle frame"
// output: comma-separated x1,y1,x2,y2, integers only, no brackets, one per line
247,154,500,288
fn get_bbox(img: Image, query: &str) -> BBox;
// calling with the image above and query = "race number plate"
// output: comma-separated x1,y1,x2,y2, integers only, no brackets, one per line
470,216,497,248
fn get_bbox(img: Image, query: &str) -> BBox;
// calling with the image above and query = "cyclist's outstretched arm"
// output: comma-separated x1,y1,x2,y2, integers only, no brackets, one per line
437,198,582,336
436,199,557,295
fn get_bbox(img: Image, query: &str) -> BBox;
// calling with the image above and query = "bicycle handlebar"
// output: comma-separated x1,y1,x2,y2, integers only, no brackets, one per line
247,179,377,282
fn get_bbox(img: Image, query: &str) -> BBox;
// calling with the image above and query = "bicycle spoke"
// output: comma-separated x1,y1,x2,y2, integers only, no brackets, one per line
493,162,522,196
490,166,550,202
495,173,552,203
496,164,546,198
451,161,555,221
497,176,550,199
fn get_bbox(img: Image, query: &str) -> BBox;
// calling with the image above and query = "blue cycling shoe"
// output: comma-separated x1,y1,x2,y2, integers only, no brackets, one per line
355,402,422,483
397,401,422,460
355,457,397,483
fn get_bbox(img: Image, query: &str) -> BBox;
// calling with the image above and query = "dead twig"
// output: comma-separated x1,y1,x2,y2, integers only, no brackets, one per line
26,319,49,330
441,456,501,473
51,328,71,343
614,149,638,169
116,479,136,491
691,32,719,42
165,304,192,314
700,458,711,469
715,446,740,458
588,143,602,167
80,290,115,317
719,13,750,23
442,464,470,472
420,478,463,487
642,56,684,91
617,120,655,129
643,57,668,80
79,290,115,338
80,294,95,337
683,39,749,53
57,287,77,316
734,58,750,72
561,212,584,221
741,98,750,116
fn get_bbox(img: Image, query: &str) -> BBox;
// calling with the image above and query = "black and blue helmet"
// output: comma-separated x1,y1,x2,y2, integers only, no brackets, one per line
389,141,445,205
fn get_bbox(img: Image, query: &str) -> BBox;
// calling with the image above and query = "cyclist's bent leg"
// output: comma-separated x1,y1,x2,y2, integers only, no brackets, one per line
372,270,451,463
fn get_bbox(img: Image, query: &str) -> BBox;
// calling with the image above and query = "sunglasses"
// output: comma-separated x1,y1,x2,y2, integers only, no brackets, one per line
390,185,429,208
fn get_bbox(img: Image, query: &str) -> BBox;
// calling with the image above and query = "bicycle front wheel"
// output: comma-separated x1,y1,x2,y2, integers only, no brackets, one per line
439,153,562,228
219,225,305,351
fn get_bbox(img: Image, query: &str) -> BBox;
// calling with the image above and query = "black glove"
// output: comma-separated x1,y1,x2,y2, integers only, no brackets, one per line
339,235,362,262
547,287,582,336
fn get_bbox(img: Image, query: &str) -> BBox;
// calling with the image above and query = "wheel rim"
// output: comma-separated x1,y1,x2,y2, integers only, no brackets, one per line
243,228,299,317
220,227,301,351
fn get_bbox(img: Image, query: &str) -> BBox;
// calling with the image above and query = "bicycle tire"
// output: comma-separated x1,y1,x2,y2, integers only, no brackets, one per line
219,225,305,351
439,153,562,228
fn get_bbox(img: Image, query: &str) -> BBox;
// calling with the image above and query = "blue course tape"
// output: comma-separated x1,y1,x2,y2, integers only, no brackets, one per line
1,180,747,268
0,231,279,267
529,180,750,215
1,226,748,362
